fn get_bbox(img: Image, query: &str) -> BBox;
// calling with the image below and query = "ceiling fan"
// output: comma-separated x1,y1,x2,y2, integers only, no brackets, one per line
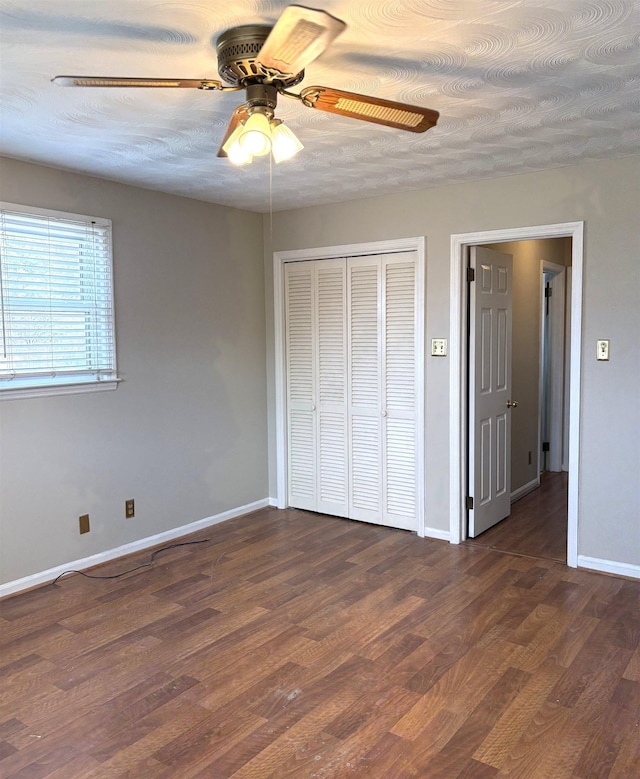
53,4,439,165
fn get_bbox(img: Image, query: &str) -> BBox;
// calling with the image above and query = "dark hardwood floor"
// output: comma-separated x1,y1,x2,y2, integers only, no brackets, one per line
1,506,638,778
466,472,568,562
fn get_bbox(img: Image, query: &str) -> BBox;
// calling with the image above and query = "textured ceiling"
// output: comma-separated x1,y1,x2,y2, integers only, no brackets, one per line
1,1,639,212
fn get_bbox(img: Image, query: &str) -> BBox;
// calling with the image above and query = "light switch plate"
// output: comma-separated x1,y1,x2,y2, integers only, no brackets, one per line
431,338,447,357
596,339,610,361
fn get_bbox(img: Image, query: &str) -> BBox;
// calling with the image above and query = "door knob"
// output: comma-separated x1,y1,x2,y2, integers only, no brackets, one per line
382,410,387,417
506,399,519,408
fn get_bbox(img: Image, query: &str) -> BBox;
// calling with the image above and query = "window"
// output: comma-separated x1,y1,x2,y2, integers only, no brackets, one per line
0,203,118,399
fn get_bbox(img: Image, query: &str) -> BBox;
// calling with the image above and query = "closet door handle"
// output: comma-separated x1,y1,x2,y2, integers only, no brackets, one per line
382,409,387,417
311,404,316,411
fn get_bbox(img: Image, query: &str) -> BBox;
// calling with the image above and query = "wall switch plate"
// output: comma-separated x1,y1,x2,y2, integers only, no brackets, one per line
79,514,90,534
596,339,610,361
125,499,135,519
431,338,448,357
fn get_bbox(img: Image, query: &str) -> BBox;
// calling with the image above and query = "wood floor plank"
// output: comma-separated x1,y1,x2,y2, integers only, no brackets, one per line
471,661,566,769
1,505,638,778
466,471,568,562
492,700,586,778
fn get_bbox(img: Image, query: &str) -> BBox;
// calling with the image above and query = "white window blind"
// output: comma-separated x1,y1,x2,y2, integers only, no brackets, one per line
0,203,117,398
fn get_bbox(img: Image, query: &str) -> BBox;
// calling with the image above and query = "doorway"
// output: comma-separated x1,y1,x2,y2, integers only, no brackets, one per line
449,222,584,567
465,471,568,562
539,260,570,476
273,236,426,535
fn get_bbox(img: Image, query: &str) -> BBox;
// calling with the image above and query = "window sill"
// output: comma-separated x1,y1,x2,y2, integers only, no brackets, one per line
0,378,121,401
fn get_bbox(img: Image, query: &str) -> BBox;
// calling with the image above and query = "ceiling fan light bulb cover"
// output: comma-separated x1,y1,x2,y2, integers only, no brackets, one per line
222,125,253,165
227,141,253,166
239,113,272,156
271,122,303,163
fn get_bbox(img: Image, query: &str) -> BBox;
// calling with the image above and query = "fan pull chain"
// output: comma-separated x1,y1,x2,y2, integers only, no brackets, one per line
269,151,273,241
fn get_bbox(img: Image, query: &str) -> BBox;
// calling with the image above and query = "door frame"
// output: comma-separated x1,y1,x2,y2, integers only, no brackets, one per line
449,222,584,567
273,236,426,534
539,261,567,475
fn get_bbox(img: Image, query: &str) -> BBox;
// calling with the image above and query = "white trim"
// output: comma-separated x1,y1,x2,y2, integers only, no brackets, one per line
562,269,572,472
567,226,583,568
0,200,111,226
0,498,269,599
415,240,427,537
274,237,426,534
578,556,640,580
1,378,120,401
511,477,540,503
450,222,583,568
268,497,279,507
273,250,287,510
274,236,425,264
423,526,451,542
539,261,567,474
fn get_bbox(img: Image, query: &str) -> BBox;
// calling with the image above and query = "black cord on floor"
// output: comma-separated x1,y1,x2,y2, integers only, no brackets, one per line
51,539,210,585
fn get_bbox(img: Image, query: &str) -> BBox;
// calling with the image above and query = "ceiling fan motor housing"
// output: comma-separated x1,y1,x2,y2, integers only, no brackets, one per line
216,24,305,87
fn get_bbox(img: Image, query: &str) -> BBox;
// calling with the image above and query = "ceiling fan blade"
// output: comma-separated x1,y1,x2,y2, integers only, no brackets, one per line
256,5,346,78
299,86,439,133
217,105,249,158
52,76,222,89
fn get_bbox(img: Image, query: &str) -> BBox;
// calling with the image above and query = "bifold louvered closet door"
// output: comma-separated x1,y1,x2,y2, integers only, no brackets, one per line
285,251,418,531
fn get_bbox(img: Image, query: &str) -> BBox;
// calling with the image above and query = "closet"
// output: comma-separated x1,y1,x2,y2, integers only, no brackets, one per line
284,250,420,531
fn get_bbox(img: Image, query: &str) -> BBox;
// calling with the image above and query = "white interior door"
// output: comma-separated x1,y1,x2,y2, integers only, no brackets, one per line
285,250,420,532
285,259,349,516
348,257,383,522
468,246,514,537
381,255,418,530
316,259,349,516
285,261,316,512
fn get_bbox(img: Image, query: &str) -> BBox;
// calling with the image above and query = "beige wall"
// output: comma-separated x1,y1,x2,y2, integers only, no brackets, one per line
486,238,571,492
265,157,640,567
0,157,268,585
2,154,638,586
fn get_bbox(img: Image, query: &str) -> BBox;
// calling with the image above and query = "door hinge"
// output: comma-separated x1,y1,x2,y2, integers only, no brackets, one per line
466,496,474,510
545,284,552,298
467,267,475,283
542,441,550,452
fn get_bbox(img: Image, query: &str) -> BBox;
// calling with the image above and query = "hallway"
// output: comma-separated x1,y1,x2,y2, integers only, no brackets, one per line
465,472,568,562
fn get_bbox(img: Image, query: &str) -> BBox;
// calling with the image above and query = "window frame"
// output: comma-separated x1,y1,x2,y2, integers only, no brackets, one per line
0,201,119,400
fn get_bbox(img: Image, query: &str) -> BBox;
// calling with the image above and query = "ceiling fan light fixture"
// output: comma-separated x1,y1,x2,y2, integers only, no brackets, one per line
239,111,272,157
270,119,303,163
222,124,253,165
53,6,441,171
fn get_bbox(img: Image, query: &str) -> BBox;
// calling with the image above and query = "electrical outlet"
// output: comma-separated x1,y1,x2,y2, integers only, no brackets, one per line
79,514,90,534
125,499,135,519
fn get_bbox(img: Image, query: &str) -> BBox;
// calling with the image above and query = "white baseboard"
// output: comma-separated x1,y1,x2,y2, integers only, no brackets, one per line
268,497,279,507
577,555,640,580
511,477,540,503
0,498,270,600
423,526,451,542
